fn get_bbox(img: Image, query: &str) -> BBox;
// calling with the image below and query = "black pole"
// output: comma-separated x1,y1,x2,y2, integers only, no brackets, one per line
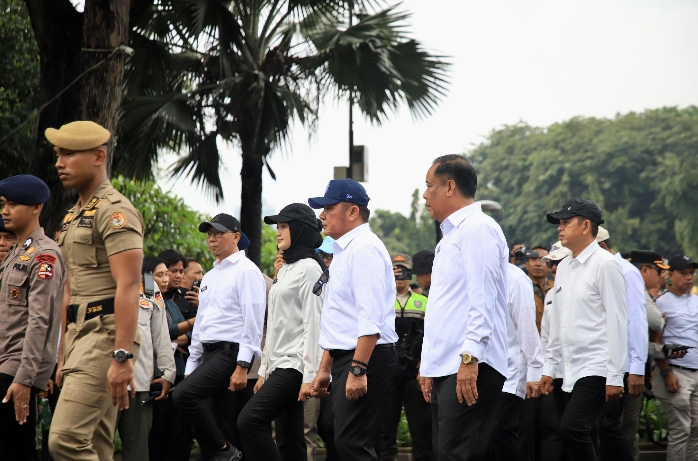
348,1,354,180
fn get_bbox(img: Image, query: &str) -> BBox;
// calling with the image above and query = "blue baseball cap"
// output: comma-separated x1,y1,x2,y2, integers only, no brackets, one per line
316,236,335,254
238,232,250,251
308,179,370,209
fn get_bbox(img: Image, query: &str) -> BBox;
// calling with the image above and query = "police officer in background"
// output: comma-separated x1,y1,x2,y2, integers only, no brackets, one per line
412,250,434,294
0,220,17,264
0,175,66,460
47,121,145,461
380,254,431,461
308,179,398,461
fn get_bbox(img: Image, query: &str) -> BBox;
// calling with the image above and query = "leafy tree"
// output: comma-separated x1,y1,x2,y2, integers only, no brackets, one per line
469,106,698,257
371,189,435,256
112,176,214,268
116,0,449,266
0,0,39,174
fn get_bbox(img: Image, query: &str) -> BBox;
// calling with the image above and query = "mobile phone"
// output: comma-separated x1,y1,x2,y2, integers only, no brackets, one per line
192,279,201,290
663,344,693,356
395,266,412,281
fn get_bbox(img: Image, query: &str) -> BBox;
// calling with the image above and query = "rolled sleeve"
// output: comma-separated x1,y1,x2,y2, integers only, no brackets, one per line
351,244,390,340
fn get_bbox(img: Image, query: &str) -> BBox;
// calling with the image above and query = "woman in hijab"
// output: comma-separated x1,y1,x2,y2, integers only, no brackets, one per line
237,203,325,461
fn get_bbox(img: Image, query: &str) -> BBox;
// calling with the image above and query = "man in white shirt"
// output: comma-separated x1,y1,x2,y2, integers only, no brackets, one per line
651,255,698,461
418,154,509,460
487,263,544,460
172,213,266,461
595,226,645,461
308,179,398,461
540,198,627,461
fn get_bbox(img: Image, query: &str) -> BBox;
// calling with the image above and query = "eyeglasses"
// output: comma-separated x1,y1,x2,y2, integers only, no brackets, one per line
545,260,560,269
313,269,330,296
206,230,232,240
319,251,333,260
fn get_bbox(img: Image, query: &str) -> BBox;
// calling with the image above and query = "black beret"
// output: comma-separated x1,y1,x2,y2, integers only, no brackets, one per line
412,250,435,275
0,175,50,205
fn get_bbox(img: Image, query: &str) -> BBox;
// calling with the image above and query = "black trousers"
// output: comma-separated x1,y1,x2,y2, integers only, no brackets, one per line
517,378,565,461
331,345,397,461
485,392,523,461
559,376,606,461
379,375,432,461
234,378,257,461
596,373,633,461
172,343,240,455
0,373,41,461
150,375,194,461
431,364,505,461
237,368,305,461
318,392,340,461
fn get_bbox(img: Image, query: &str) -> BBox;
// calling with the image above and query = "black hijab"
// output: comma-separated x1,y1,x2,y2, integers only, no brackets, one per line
283,219,326,271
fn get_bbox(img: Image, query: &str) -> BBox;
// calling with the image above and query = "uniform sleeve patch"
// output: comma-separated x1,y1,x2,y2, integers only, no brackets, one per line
36,254,57,264
110,212,127,229
414,301,423,308
139,299,151,308
37,263,53,280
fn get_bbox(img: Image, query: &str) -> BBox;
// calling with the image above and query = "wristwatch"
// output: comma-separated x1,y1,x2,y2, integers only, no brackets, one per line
237,361,252,370
113,349,134,363
461,353,479,365
660,368,673,378
349,365,367,377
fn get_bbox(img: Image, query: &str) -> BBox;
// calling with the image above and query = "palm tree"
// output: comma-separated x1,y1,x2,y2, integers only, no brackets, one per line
117,0,449,265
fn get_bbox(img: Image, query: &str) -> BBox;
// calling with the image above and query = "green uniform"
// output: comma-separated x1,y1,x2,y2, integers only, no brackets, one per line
49,180,144,461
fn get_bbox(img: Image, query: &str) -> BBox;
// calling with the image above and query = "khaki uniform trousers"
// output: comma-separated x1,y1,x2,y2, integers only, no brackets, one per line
652,366,698,461
49,305,139,461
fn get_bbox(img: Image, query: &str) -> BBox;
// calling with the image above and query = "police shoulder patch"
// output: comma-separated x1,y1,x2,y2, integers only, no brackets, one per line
110,212,127,229
37,263,53,280
36,254,57,264
139,299,151,308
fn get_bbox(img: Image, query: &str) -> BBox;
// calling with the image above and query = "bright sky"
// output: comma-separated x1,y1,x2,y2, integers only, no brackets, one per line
155,0,698,218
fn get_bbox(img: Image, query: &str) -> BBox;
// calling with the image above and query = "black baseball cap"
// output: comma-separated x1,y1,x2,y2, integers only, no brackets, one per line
264,203,321,230
546,198,604,225
308,179,370,209
667,254,698,272
412,250,435,275
629,250,669,270
198,213,240,233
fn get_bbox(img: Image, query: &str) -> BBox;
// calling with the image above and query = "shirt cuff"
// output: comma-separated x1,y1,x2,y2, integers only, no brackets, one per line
628,362,646,376
358,320,382,339
527,367,542,383
163,369,176,385
184,359,199,375
237,345,255,363
459,339,483,362
13,368,34,388
542,363,558,378
303,371,317,384
606,372,625,387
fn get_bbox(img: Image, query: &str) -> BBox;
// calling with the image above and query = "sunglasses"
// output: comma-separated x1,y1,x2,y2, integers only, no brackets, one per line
313,269,330,296
545,260,560,269
319,251,333,260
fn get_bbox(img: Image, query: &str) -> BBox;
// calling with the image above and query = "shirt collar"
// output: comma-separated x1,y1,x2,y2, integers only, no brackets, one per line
573,240,600,264
75,179,112,213
334,223,370,251
441,202,482,235
213,250,246,267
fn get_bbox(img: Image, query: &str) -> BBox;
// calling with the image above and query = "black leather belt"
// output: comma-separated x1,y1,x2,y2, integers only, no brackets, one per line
670,364,698,372
202,341,238,352
329,343,396,359
67,298,115,324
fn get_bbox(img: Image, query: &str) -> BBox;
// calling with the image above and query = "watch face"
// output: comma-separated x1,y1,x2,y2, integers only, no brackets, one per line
350,365,366,376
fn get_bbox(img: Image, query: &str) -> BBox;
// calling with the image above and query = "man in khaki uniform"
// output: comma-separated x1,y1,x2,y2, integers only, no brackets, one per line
0,175,66,461
46,121,144,461
0,220,17,264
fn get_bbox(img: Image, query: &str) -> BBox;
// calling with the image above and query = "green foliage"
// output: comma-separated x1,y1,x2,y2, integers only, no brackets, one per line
0,0,39,171
470,107,698,257
261,223,279,277
397,407,412,447
638,397,668,443
371,189,436,256
111,176,214,268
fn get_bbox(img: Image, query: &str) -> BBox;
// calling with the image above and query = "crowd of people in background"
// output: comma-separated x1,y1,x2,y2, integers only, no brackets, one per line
0,120,697,461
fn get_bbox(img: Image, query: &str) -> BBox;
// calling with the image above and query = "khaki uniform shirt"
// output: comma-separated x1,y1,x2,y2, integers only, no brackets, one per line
534,279,555,334
0,228,66,389
134,286,176,390
58,180,144,304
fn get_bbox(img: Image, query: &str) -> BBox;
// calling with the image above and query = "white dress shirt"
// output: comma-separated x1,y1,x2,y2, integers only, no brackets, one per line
259,258,324,383
615,253,648,375
656,292,698,370
540,290,562,379
318,223,398,350
420,202,509,378
185,251,266,374
503,264,544,399
543,241,627,392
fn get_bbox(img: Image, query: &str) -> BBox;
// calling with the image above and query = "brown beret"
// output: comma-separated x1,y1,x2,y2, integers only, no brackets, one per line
45,121,111,151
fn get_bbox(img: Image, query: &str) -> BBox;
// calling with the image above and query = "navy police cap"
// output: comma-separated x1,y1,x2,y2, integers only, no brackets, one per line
0,175,51,205
238,232,250,251
308,179,370,209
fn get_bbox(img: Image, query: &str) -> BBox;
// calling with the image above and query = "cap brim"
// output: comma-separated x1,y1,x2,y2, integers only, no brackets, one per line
198,222,229,233
308,197,340,209
412,266,430,275
546,211,576,224
655,262,670,270
263,214,289,225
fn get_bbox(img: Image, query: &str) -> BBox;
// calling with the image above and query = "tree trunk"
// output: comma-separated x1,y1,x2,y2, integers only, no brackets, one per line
25,0,130,237
239,139,265,268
